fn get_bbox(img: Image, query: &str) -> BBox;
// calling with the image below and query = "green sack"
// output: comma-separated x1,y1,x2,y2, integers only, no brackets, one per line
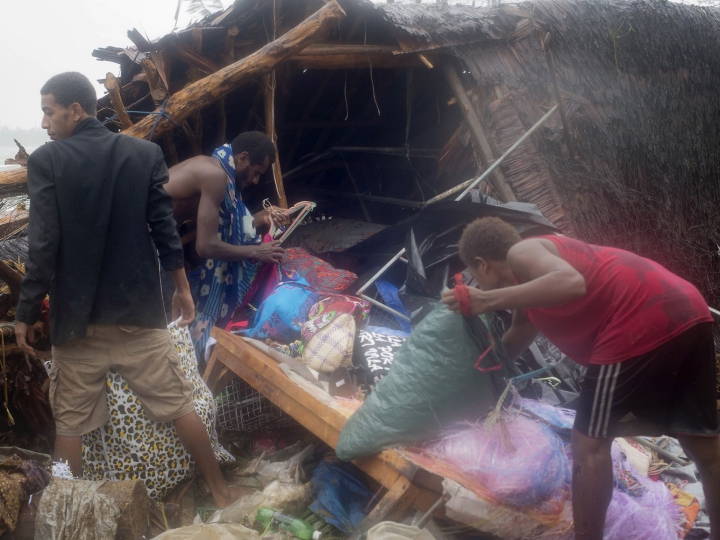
336,304,520,461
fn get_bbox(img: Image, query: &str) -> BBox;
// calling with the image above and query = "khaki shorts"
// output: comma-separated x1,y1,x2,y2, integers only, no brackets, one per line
49,324,195,437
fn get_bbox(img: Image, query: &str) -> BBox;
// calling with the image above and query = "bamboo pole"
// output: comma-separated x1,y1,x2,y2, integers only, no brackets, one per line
441,61,517,203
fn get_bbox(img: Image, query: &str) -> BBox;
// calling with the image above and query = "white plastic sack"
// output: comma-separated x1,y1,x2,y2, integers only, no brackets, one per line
367,522,435,540
152,523,260,540
208,480,312,525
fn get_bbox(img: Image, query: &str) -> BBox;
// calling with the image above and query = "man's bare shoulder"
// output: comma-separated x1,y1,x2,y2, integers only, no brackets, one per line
170,155,226,179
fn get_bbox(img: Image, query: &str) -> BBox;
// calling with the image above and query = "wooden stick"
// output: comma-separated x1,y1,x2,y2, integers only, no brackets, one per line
122,1,346,142
441,61,516,203
104,73,133,129
544,33,575,157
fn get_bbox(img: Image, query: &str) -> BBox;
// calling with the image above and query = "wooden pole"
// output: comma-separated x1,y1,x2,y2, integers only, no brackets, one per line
141,58,179,166
104,73,132,130
543,32,575,157
184,28,204,153
0,1,347,187
264,0,288,208
441,61,517,203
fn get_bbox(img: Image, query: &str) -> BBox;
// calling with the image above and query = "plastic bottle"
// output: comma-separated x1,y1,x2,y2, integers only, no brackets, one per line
256,508,322,540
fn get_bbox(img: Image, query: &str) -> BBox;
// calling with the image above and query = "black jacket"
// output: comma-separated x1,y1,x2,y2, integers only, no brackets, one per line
16,118,184,344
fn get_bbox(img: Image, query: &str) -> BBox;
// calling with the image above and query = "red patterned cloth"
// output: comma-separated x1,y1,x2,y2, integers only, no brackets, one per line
281,248,357,293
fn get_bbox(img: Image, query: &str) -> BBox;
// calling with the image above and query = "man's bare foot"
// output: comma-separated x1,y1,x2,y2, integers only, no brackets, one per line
212,486,242,509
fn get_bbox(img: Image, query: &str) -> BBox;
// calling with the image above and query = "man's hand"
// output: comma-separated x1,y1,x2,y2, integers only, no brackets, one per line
15,321,37,356
441,287,496,316
251,241,285,264
267,207,291,228
172,289,195,327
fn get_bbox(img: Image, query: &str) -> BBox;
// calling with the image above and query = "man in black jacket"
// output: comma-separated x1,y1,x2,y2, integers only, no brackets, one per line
15,72,236,507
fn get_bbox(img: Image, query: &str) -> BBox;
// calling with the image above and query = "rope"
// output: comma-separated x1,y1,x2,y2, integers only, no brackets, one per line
102,99,180,143
454,273,501,373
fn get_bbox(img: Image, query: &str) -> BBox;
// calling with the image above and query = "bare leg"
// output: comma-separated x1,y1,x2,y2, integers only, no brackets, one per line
54,435,83,478
677,434,720,540
571,428,615,540
173,410,236,508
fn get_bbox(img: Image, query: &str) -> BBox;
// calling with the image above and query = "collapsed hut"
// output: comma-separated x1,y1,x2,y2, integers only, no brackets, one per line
0,0,719,449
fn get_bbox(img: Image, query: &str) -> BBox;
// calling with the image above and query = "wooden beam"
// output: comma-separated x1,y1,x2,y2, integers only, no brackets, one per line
292,45,423,70
441,61,516,202
122,1,346,142
0,168,27,187
104,73,133,129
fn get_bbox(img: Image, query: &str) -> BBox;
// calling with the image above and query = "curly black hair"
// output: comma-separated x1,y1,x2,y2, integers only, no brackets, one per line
458,217,522,265
231,131,276,166
40,72,97,116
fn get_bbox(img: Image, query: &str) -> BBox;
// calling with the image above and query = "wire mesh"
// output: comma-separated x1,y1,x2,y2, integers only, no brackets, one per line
216,377,297,433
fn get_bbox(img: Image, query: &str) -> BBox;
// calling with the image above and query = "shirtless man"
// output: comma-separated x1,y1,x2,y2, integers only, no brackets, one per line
165,131,286,266
164,131,289,361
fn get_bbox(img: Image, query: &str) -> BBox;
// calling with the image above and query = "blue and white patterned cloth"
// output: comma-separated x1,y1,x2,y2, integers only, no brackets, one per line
188,144,262,363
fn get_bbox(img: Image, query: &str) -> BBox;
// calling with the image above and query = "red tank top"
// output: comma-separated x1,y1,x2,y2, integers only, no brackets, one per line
523,236,713,366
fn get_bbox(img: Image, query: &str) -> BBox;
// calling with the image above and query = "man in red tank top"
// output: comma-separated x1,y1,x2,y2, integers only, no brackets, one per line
442,217,719,540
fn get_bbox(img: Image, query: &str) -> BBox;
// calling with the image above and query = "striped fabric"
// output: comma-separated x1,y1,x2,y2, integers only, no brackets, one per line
188,144,261,363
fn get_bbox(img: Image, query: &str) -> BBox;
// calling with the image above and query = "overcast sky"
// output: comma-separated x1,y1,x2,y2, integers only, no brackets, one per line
0,0,232,130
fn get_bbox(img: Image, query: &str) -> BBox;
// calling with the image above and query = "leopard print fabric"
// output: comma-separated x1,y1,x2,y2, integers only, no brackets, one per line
79,324,234,500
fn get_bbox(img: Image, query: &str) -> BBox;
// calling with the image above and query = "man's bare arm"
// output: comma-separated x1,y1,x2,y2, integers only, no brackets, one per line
194,171,284,264
442,238,586,315
502,308,540,361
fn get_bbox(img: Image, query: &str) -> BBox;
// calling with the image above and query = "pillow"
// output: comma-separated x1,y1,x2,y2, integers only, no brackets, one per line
303,295,370,341
302,314,356,374
282,248,357,293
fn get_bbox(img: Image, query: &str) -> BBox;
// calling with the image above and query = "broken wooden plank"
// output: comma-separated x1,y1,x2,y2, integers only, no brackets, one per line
104,73,133,129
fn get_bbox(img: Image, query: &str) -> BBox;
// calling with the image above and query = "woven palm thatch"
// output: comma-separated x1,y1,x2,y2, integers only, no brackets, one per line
387,0,720,307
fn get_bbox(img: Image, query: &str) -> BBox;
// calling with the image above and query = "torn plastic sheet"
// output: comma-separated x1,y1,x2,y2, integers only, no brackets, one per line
403,199,558,300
